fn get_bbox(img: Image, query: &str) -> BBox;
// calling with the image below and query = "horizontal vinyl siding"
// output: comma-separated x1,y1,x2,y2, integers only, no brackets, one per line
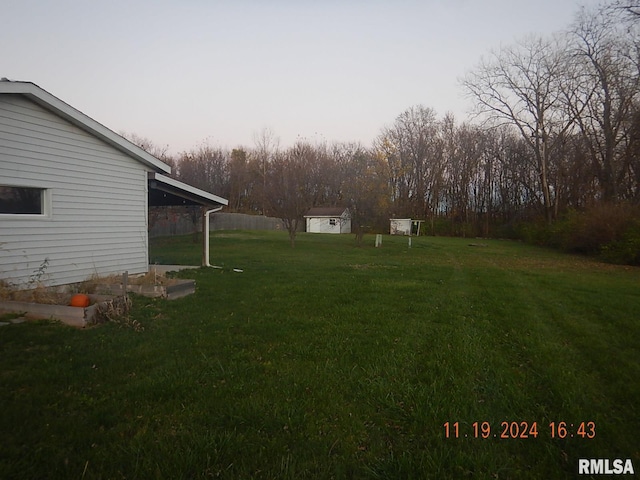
306,215,351,234
307,218,341,234
0,95,149,287
0,132,143,172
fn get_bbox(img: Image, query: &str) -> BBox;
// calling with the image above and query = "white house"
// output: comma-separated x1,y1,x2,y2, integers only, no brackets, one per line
0,80,227,288
304,207,351,234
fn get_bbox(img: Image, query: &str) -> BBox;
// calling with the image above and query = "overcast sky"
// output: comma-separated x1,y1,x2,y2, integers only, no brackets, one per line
3,0,605,154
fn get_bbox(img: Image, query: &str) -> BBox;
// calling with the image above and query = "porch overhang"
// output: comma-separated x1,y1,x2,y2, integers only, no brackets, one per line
148,172,228,208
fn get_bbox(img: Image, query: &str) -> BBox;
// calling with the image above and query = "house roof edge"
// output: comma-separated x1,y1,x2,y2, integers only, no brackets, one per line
0,80,171,174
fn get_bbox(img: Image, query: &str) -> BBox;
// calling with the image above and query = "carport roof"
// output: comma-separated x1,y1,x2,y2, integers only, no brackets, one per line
148,172,228,207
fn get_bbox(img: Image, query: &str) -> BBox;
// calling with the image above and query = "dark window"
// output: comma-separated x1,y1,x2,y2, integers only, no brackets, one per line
0,186,45,214
329,218,337,226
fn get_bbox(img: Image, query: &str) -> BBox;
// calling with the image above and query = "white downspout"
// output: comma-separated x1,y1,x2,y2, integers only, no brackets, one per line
203,206,224,267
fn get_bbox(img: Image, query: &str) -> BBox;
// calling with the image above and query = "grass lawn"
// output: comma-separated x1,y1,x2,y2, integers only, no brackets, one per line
1,231,639,479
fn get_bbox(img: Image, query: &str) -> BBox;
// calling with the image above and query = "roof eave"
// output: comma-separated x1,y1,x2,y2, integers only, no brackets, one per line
148,172,229,207
304,208,349,218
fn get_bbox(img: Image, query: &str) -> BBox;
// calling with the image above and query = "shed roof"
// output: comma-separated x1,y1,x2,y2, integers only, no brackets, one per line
0,80,171,174
305,207,349,217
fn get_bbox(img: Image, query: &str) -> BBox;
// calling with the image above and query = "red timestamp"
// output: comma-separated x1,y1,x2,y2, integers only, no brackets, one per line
444,421,596,439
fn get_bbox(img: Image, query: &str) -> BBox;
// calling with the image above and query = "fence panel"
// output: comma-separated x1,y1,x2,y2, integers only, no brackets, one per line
149,208,286,237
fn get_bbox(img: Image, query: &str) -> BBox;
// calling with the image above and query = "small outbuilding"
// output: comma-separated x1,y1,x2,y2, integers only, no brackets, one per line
0,80,228,288
390,218,424,236
304,207,351,234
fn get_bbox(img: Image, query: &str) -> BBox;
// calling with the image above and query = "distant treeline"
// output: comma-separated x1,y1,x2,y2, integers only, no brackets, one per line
131,2,640,261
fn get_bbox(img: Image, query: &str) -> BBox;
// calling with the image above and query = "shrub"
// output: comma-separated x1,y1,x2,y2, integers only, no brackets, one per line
514,218,553,246
561,204,638,255
600,220,640,265
513,203,640,265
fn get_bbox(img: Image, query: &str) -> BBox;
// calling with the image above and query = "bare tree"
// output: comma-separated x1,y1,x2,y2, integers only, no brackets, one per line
334,143,390,244
441,119,495,236
462,35,579,223
375,106,444,224
609,0,640,20
253,127,280,215
265,142,319,247
176,144,230,198
628,108,640,199
119,131,176,172
568,5,640,201
229,148,249,211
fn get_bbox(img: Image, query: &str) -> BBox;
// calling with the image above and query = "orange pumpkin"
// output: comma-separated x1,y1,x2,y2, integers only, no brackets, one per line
70,293,90,308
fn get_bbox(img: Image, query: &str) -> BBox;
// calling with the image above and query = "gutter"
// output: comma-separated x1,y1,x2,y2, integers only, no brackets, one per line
203,207,224,267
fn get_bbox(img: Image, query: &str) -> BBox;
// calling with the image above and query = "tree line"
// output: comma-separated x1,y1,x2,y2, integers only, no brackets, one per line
132,1,640,257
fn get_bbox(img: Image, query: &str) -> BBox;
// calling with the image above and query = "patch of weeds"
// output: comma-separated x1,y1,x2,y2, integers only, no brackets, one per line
28,257,50,285
0,260,62,304
0,279,14,300
110,315,145,332
109,313,144,331
95,296,137,328
0,283,66,304
77,271,180,289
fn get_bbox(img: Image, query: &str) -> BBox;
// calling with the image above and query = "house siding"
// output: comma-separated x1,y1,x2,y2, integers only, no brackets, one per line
0,94,149,287
306,214,351,234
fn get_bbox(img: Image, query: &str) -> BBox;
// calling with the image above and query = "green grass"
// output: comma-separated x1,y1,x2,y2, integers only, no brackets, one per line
1,231,639,479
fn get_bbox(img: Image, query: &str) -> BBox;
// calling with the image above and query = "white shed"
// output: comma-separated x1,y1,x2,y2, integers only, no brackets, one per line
304,207,351,234
390,218,424,236
0,81,227,288
390,218,412,235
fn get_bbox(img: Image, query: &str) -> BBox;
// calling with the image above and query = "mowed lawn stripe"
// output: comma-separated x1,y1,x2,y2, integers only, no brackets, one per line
0,231,638,479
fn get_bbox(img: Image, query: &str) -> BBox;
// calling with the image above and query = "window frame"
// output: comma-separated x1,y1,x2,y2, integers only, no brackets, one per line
0,185,52,219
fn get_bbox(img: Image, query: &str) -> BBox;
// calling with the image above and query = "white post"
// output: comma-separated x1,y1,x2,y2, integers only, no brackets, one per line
203,206,224,267
375,234,382,247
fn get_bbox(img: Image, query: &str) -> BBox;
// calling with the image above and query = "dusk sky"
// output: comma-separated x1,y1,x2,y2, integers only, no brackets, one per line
4,0,605,154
